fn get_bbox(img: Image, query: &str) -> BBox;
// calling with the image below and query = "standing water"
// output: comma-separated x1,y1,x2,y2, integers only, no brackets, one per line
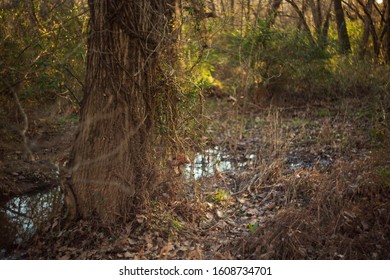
0,147,252,252
185,146,255,180
0,187,62,251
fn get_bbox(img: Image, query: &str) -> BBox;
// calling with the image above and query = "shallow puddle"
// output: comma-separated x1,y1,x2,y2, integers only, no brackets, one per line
0,147,247,251
185,147,255,180
286,155,332,170
0,187,62,251
1,146,327,252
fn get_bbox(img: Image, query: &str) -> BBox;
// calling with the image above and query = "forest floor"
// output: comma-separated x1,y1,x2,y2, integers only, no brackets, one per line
1,95,390,259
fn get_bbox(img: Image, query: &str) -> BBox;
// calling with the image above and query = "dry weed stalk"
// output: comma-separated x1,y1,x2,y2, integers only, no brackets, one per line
240,156,390,259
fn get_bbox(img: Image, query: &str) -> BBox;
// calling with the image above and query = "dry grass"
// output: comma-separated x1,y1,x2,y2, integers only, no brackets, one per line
239,157,390,259
198,95,390,259
7,95,390,260
227,104,390,259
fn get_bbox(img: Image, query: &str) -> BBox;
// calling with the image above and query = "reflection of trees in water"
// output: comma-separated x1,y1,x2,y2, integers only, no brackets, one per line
186,148,233,180
185,148,254,180
0,187,62,249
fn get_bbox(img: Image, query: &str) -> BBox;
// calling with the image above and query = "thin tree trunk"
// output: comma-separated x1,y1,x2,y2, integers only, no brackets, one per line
246,0,251,21
255,0,263,18
230,0,235,22
266,0,283,28
334,0,351,53
66,0,175,224
319,1,332,49
220,0,226,16
286,0,316,45
359,0,374,58
386,0,390,63
356,0,380,59
308,0,322,36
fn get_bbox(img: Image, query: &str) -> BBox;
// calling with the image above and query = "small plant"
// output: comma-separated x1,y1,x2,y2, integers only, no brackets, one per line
289,118,308,127
170,218,184,232
248,223,259,234
211,188,230,204
315,108,332,117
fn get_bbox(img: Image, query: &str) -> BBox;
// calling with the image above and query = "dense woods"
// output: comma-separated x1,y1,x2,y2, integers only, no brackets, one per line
1,0,389,259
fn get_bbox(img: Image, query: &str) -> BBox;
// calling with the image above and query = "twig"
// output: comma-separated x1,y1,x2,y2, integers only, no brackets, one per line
0,205,33,220
1,77,34,161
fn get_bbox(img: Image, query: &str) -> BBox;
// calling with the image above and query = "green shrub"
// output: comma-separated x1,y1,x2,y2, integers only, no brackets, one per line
199,20,389,103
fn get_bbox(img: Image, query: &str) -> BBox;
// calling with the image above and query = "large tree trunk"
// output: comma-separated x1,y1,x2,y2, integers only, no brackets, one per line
334,0,351,53
65,0,175,224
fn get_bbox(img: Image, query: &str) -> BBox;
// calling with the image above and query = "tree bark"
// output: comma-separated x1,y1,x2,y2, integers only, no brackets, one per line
334,0,351,54
230,0,235,21
386,0,390,63
266,0,283,28
319,1,332,47
246,0,251,21
359,0,374,58
66,0,175,224
286,0,316,45
308,0,322,35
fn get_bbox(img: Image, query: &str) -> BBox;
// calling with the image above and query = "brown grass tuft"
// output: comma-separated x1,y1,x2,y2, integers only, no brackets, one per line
240,156,390,259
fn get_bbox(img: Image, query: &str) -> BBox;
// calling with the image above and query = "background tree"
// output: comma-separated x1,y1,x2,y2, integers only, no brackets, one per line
334,0,351,53
386,0,390,63
266,0,283,28
285,0,316,45
65,0,177,223
358,0,375,58
0,0,86,161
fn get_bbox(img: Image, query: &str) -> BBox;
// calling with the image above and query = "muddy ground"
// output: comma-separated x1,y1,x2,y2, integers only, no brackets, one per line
1,96,389,259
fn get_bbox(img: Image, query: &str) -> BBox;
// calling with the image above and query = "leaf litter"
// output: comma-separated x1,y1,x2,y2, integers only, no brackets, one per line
3,98,390,260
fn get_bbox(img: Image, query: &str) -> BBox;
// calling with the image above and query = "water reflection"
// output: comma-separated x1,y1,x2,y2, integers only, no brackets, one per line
0,187,62,250
0,147,333,252
0,147,246,251
185,147,254,180
286,156,332,170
